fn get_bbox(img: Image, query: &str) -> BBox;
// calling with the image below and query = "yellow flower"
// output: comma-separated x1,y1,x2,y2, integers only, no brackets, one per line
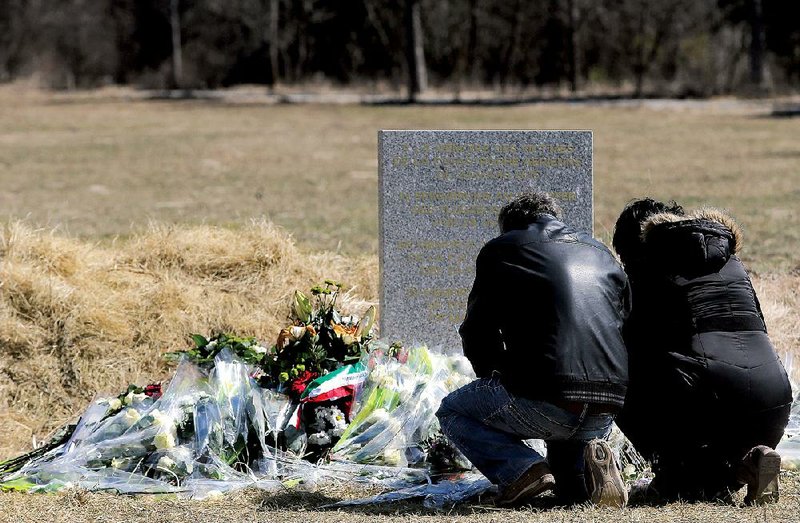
276,328,292,349
154,431,176,449
382,448,402,466
332,323,359,342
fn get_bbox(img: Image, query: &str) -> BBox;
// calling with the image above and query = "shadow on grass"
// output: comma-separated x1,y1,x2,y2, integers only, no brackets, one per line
770,105,800,118
748,103,800,118
253,486,747,516
255,489,584,516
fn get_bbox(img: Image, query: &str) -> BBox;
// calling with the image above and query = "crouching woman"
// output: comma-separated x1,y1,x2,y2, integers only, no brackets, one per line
613,200,792,504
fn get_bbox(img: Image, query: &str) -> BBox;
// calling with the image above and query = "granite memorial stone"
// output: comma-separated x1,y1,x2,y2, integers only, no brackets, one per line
379,130,592,352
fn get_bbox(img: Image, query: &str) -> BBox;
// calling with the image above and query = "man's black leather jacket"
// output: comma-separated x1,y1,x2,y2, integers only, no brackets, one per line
459,214,631,407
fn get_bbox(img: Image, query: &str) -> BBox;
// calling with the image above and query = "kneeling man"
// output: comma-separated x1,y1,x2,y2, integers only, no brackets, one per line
436,192,630,507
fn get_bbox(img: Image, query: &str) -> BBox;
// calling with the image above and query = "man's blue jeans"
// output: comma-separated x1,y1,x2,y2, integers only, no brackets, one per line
436,377,615,501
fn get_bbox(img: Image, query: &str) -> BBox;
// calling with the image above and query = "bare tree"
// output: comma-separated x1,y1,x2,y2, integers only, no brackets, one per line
404,0,427,101
269,0,279,85
565,0,581,92
748,0,766,89
623,0,685,98
169,0,183,88
465,0,479,81
2,0,798,93
498,0,525,91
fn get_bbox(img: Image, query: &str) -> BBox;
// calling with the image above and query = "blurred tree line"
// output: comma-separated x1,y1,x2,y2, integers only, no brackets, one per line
0,0,798,96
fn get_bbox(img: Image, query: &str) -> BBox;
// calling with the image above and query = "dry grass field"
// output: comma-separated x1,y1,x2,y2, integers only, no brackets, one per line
0,85,798,521
2,478,800,523
0,85,798,272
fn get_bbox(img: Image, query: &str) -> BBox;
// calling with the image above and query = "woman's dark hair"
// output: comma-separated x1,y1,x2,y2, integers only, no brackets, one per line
613,198,685,266
498,192,562,233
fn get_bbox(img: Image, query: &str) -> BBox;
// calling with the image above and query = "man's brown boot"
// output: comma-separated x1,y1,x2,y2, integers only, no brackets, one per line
738,445,781,505
496,462,556,506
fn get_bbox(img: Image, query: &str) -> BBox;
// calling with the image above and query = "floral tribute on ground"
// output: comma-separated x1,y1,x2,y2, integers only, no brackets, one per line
0,281,477,501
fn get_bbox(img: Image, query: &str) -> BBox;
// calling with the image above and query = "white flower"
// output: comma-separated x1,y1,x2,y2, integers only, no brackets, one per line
110,457,125,469
312,406,348,435
107,398,123,411
157,456,176,471
150,409,174,429
329,406,347,429
122,408,141,425
308,432,332,446
378,376,397,389
154,431,176,449
205,490,224,500
382,448,402,466
123,392,148,406
253,345,268,354
369,366,388,382
396,366,414,380
315,407,330,422
289,326,306,340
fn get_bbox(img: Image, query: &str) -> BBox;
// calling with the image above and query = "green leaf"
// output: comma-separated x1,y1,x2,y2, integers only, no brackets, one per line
355,305,376,338
191,334,209,348
292,290,313,323
0,477,37,492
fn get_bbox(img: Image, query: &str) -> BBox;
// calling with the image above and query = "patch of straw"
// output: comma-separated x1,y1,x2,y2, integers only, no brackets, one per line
0,220,377,459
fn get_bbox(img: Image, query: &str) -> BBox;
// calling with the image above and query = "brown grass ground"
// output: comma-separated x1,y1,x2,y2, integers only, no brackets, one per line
1,474,799,523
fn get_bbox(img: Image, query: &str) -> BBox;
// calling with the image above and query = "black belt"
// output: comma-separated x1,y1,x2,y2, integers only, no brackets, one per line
693,314,766,334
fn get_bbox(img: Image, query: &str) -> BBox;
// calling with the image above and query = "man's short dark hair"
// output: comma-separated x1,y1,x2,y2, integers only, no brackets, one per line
498,192,562,233
613,198,685,267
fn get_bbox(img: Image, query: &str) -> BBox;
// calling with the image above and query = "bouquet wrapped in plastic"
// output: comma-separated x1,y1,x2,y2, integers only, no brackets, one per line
0,281,474,499
332,345,473,470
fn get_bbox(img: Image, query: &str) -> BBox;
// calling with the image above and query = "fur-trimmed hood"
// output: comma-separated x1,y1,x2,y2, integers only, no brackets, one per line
642,208,743,253
640,208,743,276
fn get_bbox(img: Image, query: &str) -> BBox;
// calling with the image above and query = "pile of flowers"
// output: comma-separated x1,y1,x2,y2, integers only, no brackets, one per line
0,281,475,497
167,280,375,400
264,280,374,397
